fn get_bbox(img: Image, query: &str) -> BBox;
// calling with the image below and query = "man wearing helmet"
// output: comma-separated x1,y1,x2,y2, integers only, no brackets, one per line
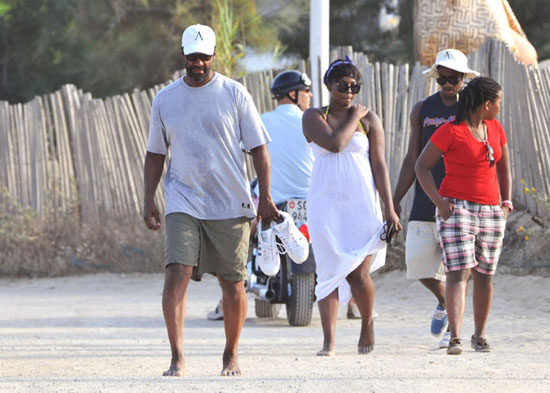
207,70,314,321
261,70,314,206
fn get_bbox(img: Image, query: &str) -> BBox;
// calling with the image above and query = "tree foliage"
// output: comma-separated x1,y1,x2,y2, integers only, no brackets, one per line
508,0,550,60
261,0,414,64
1,0,548,103
0,0,276,103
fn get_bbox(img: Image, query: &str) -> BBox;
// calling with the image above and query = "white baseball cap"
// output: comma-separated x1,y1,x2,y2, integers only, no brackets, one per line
423,49,480,79
181,24,216,55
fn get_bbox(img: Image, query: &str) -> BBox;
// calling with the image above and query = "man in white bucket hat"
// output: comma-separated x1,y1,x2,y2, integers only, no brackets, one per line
143,23,278,377
393,48,479,349
422,49,480,79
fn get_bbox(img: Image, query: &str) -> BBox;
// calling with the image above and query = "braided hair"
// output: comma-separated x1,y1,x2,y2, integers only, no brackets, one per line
455,77,501,124
323,55,362,86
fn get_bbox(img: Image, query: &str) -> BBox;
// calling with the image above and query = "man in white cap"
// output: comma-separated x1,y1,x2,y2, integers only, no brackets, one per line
143,24,279,377
392,49,479,348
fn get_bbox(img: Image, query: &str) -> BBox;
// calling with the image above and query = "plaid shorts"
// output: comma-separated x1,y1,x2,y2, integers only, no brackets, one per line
435,198,506,275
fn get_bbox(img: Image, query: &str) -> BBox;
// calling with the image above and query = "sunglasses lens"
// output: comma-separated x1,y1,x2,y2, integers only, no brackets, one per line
485,142,495,167
437,77,461,85
336,82,360,93
186,54,211,62
336,83,348,93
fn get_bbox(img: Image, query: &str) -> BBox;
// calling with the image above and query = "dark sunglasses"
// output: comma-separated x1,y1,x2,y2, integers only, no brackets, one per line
380,222,397,246
485,141,495,167
335,81,361,94
185,53,212,62
436,76,462,85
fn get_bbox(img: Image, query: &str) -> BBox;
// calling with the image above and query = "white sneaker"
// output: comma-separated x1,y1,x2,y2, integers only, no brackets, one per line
439,331,451,349
207,299,224,321
256,220,282,276
273,211,309,264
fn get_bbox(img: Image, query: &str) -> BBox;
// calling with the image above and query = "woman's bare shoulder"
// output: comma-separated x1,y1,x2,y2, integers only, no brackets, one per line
360,109,382,131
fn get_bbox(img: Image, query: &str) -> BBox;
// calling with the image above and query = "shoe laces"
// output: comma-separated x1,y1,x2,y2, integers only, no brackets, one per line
258,233,286,256
276,227,302,249
434,309,447,320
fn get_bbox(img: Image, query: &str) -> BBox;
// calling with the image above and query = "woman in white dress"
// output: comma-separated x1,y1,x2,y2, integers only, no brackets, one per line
302,57,402,356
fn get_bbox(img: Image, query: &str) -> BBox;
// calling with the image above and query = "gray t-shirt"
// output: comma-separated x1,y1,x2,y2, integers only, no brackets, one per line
147,73,270,219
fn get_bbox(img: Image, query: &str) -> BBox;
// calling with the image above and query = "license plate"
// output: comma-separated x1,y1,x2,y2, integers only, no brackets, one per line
286,198,307,223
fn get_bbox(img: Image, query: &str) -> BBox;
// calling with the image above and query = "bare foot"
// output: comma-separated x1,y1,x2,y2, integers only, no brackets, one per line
316,344,335,357
358,318,375,353
358,345,374,355
220,350,242,376
162,358,185,376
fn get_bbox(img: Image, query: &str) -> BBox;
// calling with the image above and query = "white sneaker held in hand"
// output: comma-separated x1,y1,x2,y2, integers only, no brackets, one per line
256,220,281,276
273,211,309,264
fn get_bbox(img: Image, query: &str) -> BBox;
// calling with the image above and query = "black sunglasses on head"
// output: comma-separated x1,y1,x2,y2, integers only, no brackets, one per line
335,81,361,94
185,53,212,62
436,76,462,85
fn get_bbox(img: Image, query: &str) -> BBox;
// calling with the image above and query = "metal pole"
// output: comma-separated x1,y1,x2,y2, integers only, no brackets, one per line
309,0,330,107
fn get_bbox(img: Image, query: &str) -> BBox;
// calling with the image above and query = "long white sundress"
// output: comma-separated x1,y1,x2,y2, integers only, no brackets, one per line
307,131,387,304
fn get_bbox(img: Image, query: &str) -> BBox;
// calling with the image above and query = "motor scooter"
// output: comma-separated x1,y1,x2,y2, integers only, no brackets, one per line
247,197,316,326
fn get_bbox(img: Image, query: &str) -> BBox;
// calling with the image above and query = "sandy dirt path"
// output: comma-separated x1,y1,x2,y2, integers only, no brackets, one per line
0,271,549,392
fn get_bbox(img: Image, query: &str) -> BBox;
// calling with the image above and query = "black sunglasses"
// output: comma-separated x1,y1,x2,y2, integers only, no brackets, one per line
335,81,361,94
485,141,495,167
380,222,397,246
185,53,212,62
436,76,462,85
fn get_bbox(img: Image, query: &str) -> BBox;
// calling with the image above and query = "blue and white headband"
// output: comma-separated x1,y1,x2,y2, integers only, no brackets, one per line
323,55,355,85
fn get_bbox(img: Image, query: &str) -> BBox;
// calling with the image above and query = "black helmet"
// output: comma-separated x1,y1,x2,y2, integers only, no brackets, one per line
271,71,312,100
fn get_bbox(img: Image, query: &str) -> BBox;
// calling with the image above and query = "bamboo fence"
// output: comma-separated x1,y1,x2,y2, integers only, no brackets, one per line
0,40,548,225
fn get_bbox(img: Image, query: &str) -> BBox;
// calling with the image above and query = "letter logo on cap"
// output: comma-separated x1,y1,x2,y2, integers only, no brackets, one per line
195,32,203,41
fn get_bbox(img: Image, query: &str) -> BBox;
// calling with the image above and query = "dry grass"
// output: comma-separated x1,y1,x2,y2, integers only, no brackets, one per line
0,195,547,278
0,208,164,278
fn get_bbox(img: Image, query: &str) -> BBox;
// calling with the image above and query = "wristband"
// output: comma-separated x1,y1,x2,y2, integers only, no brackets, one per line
501,200,514,212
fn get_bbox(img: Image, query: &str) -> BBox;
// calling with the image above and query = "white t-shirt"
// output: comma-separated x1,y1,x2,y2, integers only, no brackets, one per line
147,73,270,219
258,104,314,204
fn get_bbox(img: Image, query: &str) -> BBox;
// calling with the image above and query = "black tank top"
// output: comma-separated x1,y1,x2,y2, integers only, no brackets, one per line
409,92,457,222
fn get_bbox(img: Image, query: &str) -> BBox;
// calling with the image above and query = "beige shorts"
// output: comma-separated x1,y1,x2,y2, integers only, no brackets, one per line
405,221,446,281
165,213,251,282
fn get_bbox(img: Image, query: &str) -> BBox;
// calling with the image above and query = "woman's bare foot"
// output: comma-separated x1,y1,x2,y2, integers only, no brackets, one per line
358,318,375,354
220,350,242,376
358,345,374,354
316,343,335,357
162,358,185,376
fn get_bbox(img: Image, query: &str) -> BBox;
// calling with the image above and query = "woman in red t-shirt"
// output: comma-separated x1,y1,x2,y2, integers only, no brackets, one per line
415,77,512,355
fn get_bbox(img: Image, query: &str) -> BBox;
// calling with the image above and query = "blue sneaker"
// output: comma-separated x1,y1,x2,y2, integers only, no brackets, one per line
431,304,448,336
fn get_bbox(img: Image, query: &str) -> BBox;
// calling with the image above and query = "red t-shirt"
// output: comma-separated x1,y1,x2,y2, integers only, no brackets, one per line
430,119,507,205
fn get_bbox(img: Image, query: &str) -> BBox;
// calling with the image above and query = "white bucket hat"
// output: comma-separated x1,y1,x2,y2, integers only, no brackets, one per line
181,24,216,55
423,49,480,79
